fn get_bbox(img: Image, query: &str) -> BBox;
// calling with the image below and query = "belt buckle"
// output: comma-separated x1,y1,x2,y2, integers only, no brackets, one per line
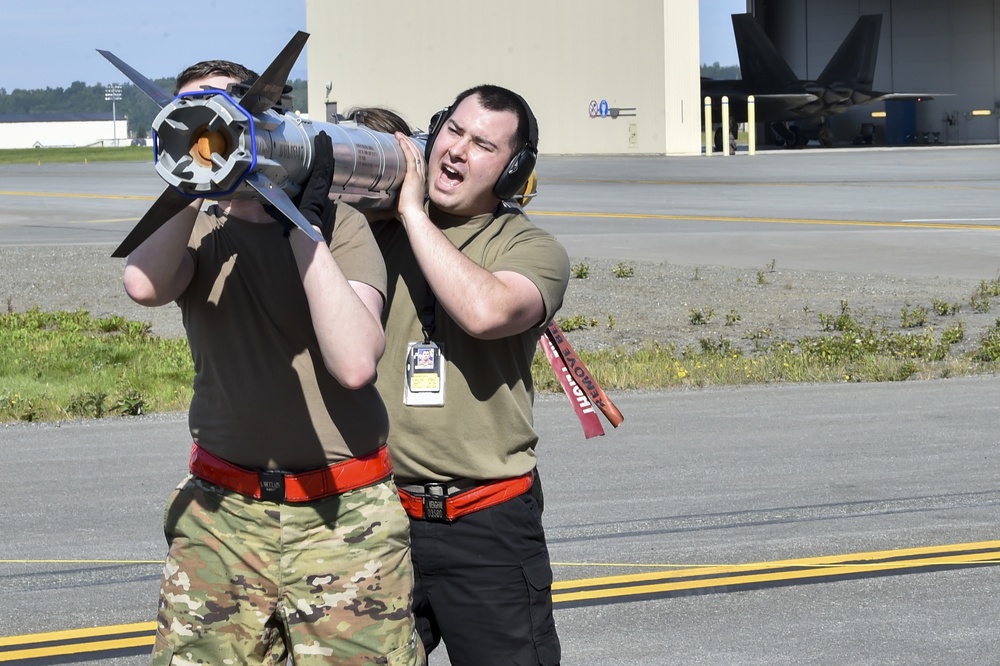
259,471,286,502
422,483,450,523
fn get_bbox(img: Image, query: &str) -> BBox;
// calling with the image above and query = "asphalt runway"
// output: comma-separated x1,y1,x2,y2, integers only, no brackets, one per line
2,145,1000,664
2,145,1000,278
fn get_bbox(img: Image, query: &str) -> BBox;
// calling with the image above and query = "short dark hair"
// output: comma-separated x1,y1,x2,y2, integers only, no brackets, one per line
450,84,536,153
174,60,259,95
345,106,413,135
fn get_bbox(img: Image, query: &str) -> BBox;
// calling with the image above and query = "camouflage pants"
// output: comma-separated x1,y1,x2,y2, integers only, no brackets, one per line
151,474,425,665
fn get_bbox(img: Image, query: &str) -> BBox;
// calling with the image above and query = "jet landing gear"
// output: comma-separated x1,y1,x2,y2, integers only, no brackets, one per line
770,122,805,149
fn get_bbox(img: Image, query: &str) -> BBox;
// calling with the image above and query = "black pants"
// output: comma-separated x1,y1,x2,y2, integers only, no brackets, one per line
408,491,561,666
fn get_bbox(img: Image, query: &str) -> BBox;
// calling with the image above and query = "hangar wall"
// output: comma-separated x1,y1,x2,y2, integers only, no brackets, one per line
755,0,1000,144
305,0,702,155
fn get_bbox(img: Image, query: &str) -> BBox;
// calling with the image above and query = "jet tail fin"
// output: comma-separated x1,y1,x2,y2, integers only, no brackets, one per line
817,14,882,89
732,13,802,93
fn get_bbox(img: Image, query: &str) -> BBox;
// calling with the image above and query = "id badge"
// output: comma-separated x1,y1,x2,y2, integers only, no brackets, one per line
404,341,445,406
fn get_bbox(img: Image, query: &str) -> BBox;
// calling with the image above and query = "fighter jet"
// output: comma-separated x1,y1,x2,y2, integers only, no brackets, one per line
98,31,419,257
702,14,940,149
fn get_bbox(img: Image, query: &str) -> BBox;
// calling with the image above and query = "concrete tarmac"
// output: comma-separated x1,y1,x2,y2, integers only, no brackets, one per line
3,380,1000,664
2,145,1000,278
1,145,999,664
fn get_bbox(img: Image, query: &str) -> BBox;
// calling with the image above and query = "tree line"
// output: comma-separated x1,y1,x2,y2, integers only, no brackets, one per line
2,70,737,137
701,63,741,80
0,80,309,137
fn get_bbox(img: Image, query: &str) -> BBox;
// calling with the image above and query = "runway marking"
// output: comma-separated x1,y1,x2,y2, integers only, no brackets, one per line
542,177,997,191
2,541,998,661
3,190,997,232
0,559,161,564
551,540,1000,608
0,622,155,662
0,191,157,201
531,210,1000,232
904,217,1000,223
62,217,141,225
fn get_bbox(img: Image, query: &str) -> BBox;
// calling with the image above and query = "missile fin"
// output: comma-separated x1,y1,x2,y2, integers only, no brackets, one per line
112,187,193,258
96,50,175,108
246,172,325,243
239,31,309,114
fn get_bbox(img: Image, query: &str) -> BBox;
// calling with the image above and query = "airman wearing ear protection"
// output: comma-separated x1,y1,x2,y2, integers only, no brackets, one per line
369,85,568,666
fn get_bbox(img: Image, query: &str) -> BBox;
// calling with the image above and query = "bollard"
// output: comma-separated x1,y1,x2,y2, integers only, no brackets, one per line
748,95,756,156
704,96,713,156
721,96,730,156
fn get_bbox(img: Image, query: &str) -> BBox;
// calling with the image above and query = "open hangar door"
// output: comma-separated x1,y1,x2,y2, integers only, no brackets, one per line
746,0,999,146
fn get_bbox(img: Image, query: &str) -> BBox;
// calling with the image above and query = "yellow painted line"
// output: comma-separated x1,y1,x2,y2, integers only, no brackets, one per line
0,622,155,648
553,540,1000,588
0,636,153,662
66,217,141,224
554,550,1000,604
542,177,995,191
0,190,157,201
531,209,1000,232
3,542,998,660
552,540,1000,604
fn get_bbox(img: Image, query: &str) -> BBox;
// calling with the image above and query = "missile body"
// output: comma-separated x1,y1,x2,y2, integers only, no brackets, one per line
153,87,424,210
97,31,424,255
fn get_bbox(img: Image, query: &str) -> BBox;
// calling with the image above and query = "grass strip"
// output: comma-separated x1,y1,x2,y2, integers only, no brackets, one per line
4,307,1000,423
1,308,192,422
0,146,152,165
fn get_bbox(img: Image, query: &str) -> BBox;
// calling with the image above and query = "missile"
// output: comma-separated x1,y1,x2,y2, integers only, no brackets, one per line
97,31,423,257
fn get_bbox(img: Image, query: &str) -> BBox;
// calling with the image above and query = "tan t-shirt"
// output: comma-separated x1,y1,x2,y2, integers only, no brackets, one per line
179,204,388,471
372,204,569,483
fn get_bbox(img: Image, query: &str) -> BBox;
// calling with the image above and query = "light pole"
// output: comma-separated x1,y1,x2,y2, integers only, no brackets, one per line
104,84,122,147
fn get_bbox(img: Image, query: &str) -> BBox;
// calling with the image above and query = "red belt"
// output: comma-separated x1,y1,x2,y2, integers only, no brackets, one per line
189,443,393,503
396,472,534,522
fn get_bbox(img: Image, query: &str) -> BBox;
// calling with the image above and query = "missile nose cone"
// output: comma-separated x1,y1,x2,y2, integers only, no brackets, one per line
194,130,228,166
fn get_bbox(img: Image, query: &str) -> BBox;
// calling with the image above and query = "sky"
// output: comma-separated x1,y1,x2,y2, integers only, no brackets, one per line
1,0,743,92
700,0,745,66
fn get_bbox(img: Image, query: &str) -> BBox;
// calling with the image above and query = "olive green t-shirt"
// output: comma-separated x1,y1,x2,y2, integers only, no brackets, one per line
179,204,388,471
372,204,570,483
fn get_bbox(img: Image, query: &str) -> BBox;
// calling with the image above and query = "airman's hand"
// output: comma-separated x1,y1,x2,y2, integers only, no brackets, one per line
395,132,427,224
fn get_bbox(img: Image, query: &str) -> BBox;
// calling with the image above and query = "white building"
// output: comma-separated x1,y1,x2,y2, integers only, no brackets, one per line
0,113,129,149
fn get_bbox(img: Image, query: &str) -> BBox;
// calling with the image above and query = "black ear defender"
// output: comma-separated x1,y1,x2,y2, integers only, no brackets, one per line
423,91,538,201
423,107,449,162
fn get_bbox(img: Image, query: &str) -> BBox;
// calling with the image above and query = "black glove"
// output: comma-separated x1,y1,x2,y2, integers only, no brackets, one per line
266,131,337,241
297,131,337,243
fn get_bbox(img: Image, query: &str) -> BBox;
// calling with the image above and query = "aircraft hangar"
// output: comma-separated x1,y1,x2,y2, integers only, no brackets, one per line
304,0,999,154
752,0,1000,146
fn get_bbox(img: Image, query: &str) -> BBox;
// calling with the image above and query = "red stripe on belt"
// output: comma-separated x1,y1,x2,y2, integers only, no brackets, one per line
397,472,534,522
189,443,393,503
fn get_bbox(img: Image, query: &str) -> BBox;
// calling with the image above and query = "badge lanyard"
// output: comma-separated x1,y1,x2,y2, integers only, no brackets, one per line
405,216,497,407
419,217,497,343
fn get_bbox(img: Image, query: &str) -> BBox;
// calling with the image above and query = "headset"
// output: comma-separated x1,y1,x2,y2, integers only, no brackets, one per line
424,88,538,201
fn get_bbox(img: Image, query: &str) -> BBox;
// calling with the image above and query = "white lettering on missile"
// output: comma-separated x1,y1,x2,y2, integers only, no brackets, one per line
277,143,305,160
